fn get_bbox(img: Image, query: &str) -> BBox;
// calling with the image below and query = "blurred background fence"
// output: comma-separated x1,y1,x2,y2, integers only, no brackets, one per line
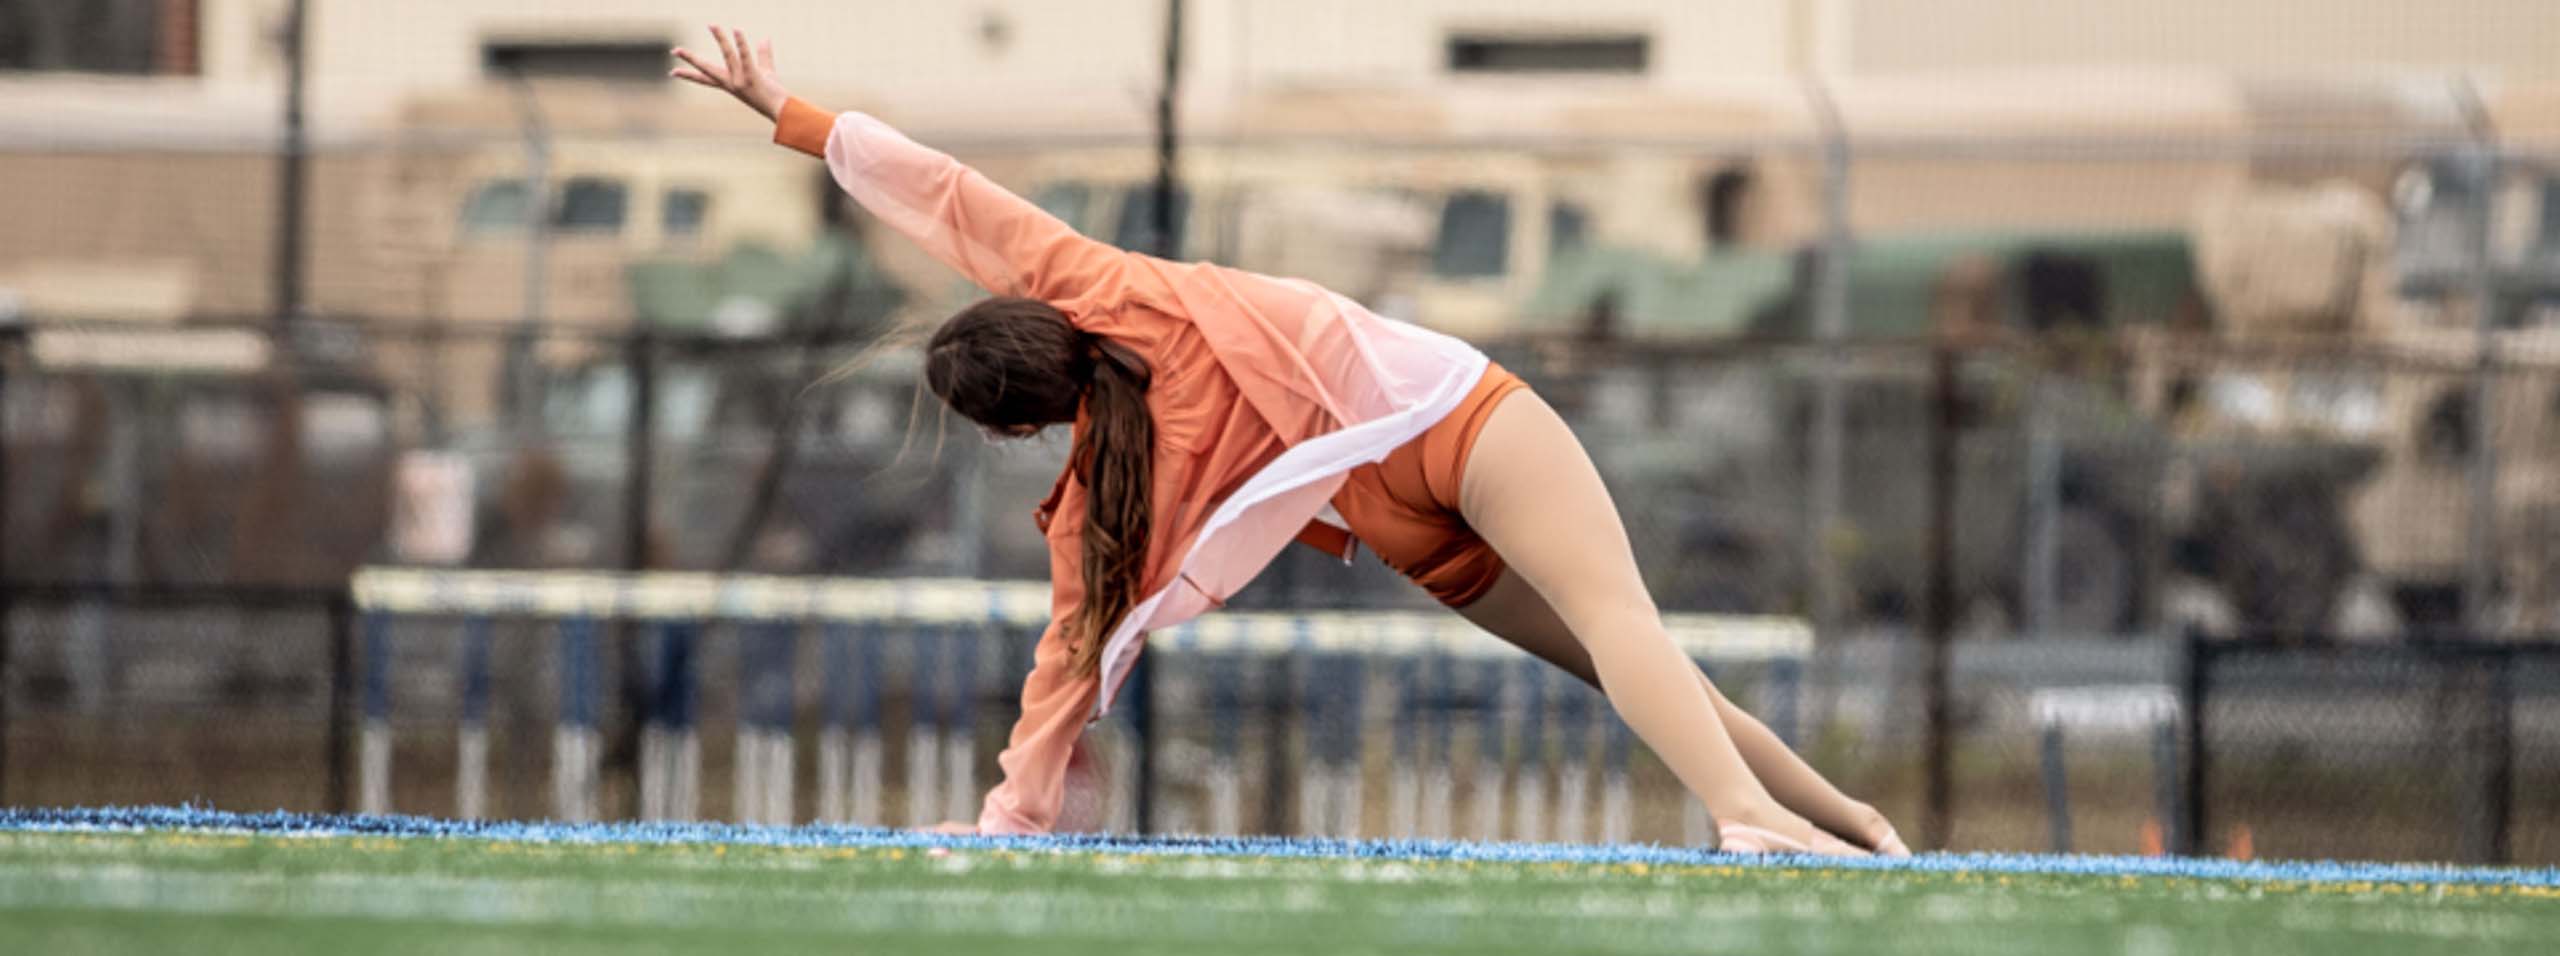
5,0,2560,867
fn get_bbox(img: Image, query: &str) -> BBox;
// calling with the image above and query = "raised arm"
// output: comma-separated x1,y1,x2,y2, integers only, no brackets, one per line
674,25,1130,304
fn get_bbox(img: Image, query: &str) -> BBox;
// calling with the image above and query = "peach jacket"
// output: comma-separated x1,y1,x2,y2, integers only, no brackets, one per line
773,99,1486,833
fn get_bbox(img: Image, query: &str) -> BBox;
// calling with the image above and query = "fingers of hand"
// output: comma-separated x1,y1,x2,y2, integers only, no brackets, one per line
711,25,744,81
723,26,757,82
756,39,776,72
669,47,726,86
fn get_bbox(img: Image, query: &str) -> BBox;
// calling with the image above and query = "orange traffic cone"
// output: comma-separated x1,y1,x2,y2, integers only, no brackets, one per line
2226,824,2254,861
2138,818,2165,857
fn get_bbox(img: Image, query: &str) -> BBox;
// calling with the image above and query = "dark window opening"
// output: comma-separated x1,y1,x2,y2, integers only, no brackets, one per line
2019,251,2107,332
0,0,196,75
818,170,856,230
2546,384,2560,449
1548,202,1590,257
1447,34,1648,75
2418,390,2474,466
1701,168,1752,247
1433,191,1512,278
460,181,533,235
484,39,671,83
1035,183,1097,232
662,189,711,240
2537,175,2560,256
553,178,628,233
1113,185,1190,257
459,177,630,237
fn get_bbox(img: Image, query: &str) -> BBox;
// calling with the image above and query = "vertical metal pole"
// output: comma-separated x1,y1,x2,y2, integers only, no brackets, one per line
0,354,11,803
2038,722,2071,853
326,589,355,813
1803,80,1851,637
1258,650,1294,833
2178,630,2211,856
272,0,309,328
1130,646,1158,834
2450,647,2513,865
503,73,553,430
2488,649,2514,864
2455,83,2501,635
359,611,394,815
2462,154,2501,633
2023,375,2061,636
1151,0,1185,260
2153,714,2181,856
624,329,656,571
615,329,656,817
1921,342,1958,850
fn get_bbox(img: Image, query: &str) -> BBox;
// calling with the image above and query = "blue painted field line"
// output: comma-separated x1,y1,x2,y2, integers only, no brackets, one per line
2,805,2554,890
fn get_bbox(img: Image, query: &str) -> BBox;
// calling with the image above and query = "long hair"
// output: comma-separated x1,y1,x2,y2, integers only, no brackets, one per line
925,297,1152,677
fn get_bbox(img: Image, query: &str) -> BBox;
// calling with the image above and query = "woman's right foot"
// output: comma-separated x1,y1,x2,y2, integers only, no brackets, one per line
1840,802,1912,857
1716,821,1808,854
1718,808,1871,857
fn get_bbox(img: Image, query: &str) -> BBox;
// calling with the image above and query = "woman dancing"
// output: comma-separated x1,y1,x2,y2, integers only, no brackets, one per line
672,26,1905,856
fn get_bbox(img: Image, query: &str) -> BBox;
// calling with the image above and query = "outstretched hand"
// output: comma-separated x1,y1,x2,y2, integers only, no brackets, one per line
670,25,790,121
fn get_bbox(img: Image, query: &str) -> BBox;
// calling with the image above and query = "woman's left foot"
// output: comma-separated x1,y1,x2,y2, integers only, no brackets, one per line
1718,819,1870,857
1717,821,1809,854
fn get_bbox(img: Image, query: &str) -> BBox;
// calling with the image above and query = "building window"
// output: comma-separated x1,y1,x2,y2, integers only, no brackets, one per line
460,181,534,235
553,178,628,233
2417,389,2473,466
662,188,711,240
1447,33,1648,76
484,39,670,83
0,0,197,75
2538,174,2560,260
1548,202,1590,257
1701,168,1752,247
1035,183,1096,232
1432,191,1512,279
459,177,629,237
1113,185,1190,257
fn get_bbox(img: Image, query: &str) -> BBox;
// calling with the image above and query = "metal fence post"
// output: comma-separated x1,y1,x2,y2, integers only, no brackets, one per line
1921,340,1958,850
0,353,11,804
2177,629,2210,856
1802,79,1852,640
271,0,309,329
2454,82,2501,635
1130,646,1158,835
2448,644,2514,865
616,329,658,818
1258,649,1296,834
326,588,356,814
625,329,657,572
2487,647,2514,865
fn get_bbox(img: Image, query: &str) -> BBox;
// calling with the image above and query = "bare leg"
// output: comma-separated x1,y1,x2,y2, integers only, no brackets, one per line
1456,570,1902,852
1454,391,1864,854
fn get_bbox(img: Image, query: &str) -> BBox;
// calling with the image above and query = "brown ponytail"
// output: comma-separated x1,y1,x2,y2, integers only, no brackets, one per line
924,297,1153,677
1069,334,1154,677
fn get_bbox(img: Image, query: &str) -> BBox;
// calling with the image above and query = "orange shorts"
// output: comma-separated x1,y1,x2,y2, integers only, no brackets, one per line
1328,363,1530,608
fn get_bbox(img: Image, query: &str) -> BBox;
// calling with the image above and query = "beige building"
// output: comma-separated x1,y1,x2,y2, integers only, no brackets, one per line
1,0,2554,327
9,0,2557,135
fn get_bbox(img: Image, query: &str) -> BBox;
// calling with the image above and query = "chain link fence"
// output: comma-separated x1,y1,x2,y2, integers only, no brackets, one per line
3,74,2559,862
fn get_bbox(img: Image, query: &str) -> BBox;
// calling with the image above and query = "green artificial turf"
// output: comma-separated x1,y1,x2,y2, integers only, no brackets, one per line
0,828,2552,955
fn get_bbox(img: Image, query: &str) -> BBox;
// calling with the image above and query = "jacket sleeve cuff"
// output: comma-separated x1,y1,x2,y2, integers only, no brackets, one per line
772,97,834,159
976,794,1043,835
